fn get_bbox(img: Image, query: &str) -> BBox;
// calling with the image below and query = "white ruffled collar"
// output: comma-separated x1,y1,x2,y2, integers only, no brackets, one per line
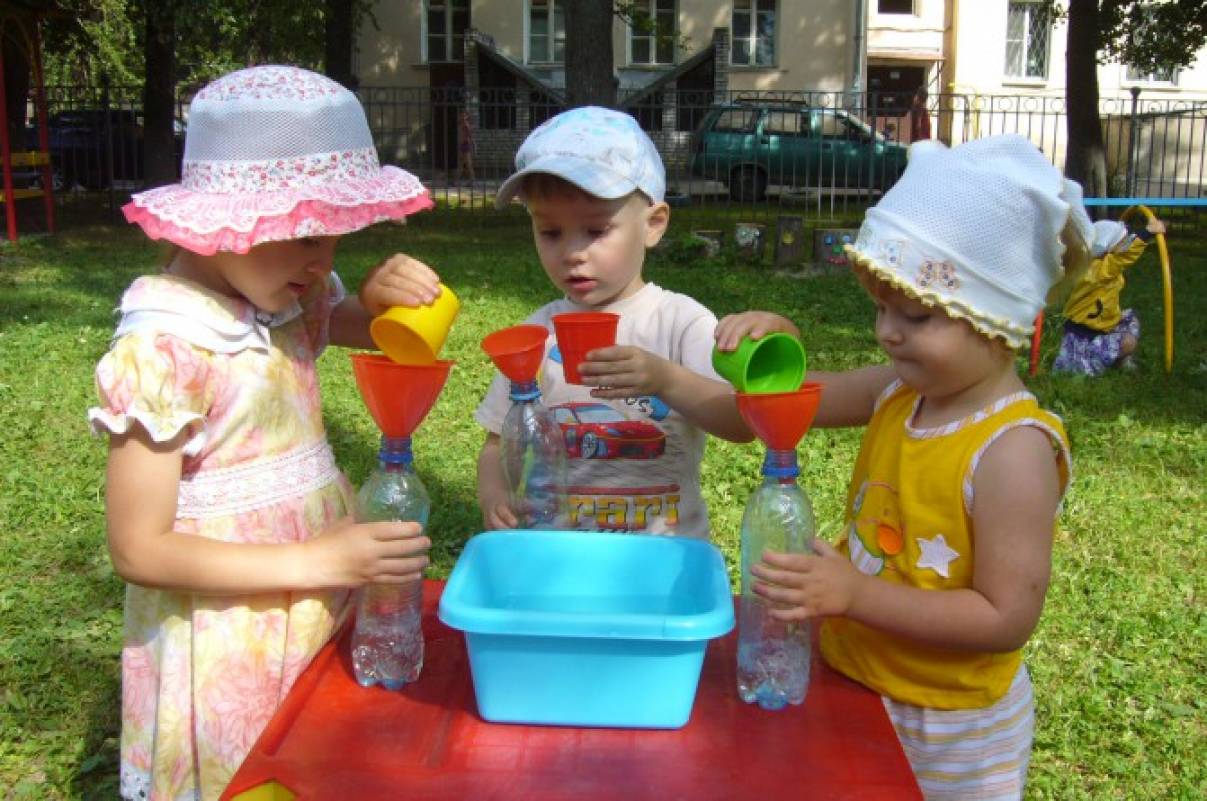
112,274,304,354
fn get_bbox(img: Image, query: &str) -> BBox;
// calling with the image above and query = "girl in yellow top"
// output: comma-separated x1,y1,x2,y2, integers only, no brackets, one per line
1053,216,1165,375
716,135,1091,801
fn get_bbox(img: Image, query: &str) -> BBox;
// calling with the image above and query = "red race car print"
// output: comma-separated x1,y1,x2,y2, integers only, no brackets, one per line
552,402,667,460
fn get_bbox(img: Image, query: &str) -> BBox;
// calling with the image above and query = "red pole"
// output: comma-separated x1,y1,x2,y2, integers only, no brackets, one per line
1029,311,1044,377
0,33,19,243
31,15,53,233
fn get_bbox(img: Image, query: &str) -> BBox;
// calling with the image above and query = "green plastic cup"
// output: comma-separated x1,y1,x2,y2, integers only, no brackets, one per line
712,333,806,393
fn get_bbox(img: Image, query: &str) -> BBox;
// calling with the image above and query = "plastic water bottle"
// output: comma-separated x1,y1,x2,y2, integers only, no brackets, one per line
737,448,816,710
351,435,429,690
500,379,567,529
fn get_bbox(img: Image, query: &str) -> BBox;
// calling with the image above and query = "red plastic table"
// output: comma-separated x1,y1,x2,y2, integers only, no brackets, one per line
222,581,921,800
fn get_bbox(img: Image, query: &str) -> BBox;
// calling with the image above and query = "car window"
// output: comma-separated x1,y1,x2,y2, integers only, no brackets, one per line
711,109,757,133
764,111,804,136
574,406,622,424
818,112,850,139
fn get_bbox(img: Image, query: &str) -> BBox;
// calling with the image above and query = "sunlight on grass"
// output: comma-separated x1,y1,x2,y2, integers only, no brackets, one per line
0,211,1203,799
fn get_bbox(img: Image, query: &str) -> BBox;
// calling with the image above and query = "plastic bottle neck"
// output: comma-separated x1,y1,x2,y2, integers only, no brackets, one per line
377,435,414,468
508,380,541,403
761,448,800,480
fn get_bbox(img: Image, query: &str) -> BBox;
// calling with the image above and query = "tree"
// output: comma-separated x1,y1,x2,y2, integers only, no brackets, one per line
564,0,617,108
325,0,356,89
1058,0,1207,200
563,2,686,109
143,0,178,188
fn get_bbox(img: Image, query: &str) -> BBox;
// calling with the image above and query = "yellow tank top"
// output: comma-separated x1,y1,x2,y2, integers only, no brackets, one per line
820,382,1070,709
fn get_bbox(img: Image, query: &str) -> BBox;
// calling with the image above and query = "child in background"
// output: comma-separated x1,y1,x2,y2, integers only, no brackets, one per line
476,106,751,538
716,136,1091,800
89,66,446,801
1053,215,1166,375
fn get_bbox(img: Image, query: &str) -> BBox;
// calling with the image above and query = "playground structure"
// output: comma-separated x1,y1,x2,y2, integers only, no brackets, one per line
1031,200,1180,376
0,1,54,241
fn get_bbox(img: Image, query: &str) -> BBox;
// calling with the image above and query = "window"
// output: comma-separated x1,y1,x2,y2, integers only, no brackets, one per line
764,111,802,135
1004,1,1051,79
629,0,676,65
1126,64,1179,85
528,0,566,64
818,112,848,139
878,0,915,14
712,109,757,132
731,0,776,67
424,0,470,63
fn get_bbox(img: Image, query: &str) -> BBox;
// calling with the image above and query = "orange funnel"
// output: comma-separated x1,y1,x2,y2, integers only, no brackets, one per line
736,382,823,451
351,353,453,438
481,324,547,384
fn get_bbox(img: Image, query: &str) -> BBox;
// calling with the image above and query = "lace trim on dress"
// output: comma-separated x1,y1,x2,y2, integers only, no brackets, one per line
177,440,340,519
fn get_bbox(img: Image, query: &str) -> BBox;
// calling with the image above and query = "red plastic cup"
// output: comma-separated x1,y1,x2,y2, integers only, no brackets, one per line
552,312,619,385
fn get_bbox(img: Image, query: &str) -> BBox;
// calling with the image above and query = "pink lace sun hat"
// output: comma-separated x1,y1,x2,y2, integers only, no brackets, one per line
123,65,432,255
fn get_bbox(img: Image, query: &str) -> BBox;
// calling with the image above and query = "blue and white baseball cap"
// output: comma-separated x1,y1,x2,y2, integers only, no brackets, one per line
495,106,666,208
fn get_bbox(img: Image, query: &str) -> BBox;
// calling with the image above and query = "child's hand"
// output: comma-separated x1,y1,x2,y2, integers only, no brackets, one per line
304,516,430,587
358,253,442,317
750,538,863,621
715,311,801,351
578,346,670,399
1146,217,1166,236
484,501,519,531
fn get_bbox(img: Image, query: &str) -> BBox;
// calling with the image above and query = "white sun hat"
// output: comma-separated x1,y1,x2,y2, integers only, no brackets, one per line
494,105,665,208
1091,219,1131,258
845,135,1094,349
123,65,432,255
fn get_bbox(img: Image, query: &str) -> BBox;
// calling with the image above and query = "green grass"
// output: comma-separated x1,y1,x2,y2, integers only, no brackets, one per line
1,208,1204,799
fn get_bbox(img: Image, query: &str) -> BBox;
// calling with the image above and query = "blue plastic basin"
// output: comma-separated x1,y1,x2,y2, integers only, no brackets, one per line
438,530,735,728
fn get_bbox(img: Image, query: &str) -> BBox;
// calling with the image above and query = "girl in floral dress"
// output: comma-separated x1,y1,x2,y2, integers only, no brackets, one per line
88,65,449,801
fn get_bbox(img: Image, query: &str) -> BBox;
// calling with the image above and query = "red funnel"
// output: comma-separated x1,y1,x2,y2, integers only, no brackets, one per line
481,324,548,383
351,353,453,438
736,382,823,451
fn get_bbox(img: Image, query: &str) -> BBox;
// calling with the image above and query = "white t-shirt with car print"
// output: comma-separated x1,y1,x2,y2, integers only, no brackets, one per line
475,283,722,538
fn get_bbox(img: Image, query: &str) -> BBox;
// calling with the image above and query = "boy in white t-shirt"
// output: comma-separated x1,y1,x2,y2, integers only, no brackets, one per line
475,106,752,538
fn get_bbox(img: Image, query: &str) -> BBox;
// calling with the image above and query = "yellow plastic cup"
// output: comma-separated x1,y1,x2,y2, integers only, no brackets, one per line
370,283,461,364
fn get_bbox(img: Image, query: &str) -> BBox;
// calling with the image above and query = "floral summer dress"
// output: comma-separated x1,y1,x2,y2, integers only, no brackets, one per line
89,274,356,801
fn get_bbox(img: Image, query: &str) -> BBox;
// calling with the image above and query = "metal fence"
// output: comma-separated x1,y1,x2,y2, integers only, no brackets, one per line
13,84,1207,223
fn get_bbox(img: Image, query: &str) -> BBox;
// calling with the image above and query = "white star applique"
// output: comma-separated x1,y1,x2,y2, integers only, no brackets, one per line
916,534,960,578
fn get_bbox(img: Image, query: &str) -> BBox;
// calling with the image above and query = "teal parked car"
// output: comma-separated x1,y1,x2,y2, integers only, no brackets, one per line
689,102,909,201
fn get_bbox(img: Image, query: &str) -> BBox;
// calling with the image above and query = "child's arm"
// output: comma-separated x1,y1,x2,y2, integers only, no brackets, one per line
329,254,443,349
716,311,896,429
580,346,752,442
751,425,1060,653
476,432,519,530
106,427,430,594
579,347,753,442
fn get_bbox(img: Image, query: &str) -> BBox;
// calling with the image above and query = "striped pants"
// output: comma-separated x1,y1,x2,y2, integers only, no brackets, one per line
884,666,1034,800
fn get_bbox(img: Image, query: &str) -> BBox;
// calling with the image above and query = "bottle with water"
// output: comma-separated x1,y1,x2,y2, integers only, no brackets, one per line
351,435,429,690
737,448,816,710
500,379,567,529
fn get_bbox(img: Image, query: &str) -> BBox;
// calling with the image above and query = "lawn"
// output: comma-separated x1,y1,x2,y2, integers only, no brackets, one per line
1,206,1204,799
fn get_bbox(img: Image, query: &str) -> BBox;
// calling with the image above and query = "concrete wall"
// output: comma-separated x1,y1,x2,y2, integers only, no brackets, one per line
867,0,945,57
356,2,426,88
949,2,1207,99
358,1,857,92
